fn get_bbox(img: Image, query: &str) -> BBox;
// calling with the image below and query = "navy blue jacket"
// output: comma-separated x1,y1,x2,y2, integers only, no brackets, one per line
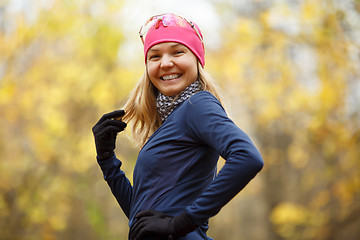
97,91,263,239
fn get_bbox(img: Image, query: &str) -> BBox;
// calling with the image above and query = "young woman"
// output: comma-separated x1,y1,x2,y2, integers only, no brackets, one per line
92,13,264,240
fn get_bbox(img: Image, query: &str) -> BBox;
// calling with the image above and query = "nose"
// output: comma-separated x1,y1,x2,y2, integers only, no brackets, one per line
160,54,174,68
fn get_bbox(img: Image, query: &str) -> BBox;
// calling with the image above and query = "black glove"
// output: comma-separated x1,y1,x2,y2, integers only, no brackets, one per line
129,210,198,240
92,110,127,161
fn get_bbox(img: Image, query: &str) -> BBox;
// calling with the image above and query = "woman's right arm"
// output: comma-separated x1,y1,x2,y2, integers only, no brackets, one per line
92,110,132,218
97,155,133,218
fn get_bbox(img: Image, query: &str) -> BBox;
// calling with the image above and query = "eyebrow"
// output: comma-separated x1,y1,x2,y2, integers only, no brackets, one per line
148,43,184,52
169,43,182,48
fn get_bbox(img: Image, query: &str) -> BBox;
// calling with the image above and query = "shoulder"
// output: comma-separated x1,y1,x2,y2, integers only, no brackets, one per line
184,91,227,121
187,91,222,108
189,90,218,101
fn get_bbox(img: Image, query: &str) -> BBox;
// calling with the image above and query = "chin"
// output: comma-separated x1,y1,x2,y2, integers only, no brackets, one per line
163,92,178,97
161,89,182,96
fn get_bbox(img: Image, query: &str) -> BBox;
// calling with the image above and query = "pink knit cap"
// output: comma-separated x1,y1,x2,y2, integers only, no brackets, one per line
141,14,205,67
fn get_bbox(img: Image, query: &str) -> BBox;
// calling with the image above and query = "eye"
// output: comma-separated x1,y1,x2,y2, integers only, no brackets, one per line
174,50,185,56
148,54,160,61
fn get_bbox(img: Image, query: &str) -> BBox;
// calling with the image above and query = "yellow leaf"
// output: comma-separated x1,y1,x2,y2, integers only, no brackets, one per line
271,202,308,225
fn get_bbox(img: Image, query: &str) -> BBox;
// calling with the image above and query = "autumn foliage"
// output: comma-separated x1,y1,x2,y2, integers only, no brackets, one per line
0,1,359,239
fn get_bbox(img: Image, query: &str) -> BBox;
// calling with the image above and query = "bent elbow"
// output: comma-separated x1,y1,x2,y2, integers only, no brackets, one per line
256,156,264,172
250,151,264,174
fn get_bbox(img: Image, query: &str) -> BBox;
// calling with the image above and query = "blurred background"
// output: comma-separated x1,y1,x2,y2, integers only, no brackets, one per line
1,0,359,239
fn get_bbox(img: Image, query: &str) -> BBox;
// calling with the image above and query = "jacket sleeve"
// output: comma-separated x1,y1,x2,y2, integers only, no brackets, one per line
97,155,133,218
184,91,264,225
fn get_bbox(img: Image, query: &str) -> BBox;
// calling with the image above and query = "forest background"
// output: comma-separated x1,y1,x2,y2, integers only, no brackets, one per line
1,0,359,239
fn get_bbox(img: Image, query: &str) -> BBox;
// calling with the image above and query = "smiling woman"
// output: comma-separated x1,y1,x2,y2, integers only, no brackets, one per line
92,13,263,240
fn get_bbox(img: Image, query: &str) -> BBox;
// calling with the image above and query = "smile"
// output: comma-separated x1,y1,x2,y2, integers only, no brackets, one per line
161,74,182,80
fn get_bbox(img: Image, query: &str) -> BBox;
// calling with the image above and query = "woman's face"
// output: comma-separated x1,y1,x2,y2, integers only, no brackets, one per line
146,42,198,96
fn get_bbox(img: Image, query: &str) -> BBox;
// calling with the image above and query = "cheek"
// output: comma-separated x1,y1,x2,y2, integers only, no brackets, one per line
146,64,153,76
184,57,198,79
187,64,198,81
146,64,158,83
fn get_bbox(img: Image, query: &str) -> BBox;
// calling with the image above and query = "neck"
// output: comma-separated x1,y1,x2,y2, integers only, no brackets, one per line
156,80,202,122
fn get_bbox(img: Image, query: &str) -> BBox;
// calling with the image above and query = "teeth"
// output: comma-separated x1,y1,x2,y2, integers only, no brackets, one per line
162,74,181,80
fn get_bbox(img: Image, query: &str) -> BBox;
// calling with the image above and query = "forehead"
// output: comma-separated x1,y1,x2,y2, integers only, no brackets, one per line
148,42,187,51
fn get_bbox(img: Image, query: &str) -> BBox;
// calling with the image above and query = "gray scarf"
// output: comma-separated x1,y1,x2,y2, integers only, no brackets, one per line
156,80,202,122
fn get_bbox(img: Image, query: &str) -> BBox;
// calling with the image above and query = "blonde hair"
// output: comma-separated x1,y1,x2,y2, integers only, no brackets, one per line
122,62,224,147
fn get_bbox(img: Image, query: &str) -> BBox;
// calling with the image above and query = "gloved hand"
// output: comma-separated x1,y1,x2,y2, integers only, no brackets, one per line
92,110,127,161
129,210,198,240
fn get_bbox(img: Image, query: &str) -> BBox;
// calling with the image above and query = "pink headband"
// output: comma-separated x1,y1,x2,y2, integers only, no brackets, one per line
140,14,205,67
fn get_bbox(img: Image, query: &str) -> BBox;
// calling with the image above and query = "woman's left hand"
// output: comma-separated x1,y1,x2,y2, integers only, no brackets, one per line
129,210,197,240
